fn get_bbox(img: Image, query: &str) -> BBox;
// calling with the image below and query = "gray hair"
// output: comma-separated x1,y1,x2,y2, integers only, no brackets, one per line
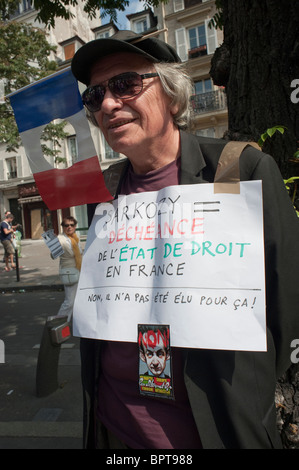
154,62,193,129
85,62,194,130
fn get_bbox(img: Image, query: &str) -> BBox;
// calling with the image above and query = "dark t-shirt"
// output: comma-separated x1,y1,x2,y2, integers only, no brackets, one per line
0,221,12,241
97,159,202,449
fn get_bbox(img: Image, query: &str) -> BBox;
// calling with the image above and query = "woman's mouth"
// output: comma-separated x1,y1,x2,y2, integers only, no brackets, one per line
109,119,136,130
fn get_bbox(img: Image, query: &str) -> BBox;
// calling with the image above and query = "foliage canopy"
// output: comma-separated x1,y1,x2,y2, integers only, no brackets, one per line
0,21,58,152
32,0,166,28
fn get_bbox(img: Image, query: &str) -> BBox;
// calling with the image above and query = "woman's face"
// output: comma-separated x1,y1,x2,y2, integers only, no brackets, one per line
89,52,178,164
63,219,76,236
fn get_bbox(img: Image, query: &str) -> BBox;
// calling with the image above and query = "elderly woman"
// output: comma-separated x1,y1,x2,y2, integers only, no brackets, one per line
71,31,299,449
57,216,82,322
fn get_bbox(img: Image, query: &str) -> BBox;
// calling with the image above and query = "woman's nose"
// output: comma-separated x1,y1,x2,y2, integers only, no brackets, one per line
100,88,123,113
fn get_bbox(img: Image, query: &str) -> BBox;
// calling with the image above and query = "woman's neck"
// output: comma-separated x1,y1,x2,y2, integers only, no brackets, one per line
128,127,181,175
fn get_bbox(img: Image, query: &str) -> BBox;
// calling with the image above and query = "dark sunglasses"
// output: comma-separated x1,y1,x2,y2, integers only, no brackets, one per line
64,223,75,227
82,71,159,113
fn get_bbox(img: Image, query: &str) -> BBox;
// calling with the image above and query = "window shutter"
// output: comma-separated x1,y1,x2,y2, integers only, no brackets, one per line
205,19,218,55
0,79,5,104
64,43,75,60
173,0,184,12
16,155,22,178
175,28,188,62
0,159,4,180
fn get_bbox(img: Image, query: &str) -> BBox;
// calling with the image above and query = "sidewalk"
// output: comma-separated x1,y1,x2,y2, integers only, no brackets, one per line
0,239,63,292
0,240,83,449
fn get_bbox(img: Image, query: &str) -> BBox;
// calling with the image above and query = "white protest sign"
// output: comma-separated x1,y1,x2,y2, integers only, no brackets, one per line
73,181,266,351
41,229,64,259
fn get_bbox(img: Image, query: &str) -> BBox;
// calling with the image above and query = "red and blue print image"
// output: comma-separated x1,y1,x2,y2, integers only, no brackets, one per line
138,324,174,399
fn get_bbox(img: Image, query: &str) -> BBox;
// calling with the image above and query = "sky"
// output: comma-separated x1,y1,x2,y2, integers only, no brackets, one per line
114,0,144,30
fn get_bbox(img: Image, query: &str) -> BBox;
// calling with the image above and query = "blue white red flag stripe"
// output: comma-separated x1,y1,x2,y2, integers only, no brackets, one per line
8,67,112,210
10,68,83,132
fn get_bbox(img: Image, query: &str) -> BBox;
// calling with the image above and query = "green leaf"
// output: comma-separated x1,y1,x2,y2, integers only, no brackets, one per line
0,21,57,152
258,126,287,148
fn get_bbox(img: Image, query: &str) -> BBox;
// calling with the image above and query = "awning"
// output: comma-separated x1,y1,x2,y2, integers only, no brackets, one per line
18,195,43,204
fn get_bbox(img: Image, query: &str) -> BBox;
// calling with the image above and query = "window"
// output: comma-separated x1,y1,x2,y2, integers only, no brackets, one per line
188,25,207,58
195,128,215,138
104,140,119,160
175,20,218,61
0,79,5,104
175,29,189,62
16,0,32,14
173,0,185,12
10,0,33,18
59,37,84,61
191,84,226,114
189,25,206,50
67,136,78,165
6,157,17,179
22,0,32,11
194,78,212,94
95,26,116,39
64,43,75,61
133,17,149,33
96,31,111,39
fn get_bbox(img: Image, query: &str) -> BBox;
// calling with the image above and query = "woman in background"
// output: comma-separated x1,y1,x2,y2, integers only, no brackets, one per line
57,216,82,322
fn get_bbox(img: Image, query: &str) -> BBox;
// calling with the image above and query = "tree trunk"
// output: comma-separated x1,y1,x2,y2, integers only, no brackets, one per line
275,363,299,449
210,0,299,178
210,0,299,448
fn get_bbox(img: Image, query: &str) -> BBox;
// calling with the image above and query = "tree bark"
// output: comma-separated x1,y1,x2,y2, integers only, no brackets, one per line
275,364,299,449
210,0,299,178
210,0,299,449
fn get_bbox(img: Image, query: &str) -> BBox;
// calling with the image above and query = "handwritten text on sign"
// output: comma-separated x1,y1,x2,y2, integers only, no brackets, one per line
73,182,266,351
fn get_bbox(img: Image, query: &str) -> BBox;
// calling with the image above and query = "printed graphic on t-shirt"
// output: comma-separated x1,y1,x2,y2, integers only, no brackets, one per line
138,324,174,400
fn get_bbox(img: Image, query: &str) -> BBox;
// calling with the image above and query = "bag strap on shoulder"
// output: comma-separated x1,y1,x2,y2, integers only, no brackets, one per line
214,141,260,193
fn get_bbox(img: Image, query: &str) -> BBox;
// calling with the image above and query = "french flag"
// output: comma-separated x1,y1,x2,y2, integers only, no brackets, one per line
9,67,112,210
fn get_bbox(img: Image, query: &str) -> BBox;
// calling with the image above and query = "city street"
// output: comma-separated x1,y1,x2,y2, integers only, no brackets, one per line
0,290,83,449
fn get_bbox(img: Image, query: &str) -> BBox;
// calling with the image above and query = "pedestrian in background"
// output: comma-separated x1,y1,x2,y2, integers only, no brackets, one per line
0,212,16,272
56,216,82,322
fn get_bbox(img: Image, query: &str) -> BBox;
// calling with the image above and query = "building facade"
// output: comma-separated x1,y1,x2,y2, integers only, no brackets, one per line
0,0,227,239
0,1,102,238
153,0,227,138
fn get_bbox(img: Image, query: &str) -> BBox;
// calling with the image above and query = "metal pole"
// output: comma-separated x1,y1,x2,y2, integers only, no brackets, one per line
36,315,69,397
14,248,20,282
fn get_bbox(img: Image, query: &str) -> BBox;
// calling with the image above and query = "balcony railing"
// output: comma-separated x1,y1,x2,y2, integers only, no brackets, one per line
7,171,17,179
191,89,227,115
188,44,207,59
10,3,34,19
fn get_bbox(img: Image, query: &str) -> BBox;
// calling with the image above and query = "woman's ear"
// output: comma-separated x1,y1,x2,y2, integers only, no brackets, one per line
170,102,179,117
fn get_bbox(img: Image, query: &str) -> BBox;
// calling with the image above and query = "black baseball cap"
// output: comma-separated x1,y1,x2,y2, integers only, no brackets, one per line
71,30,181,85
